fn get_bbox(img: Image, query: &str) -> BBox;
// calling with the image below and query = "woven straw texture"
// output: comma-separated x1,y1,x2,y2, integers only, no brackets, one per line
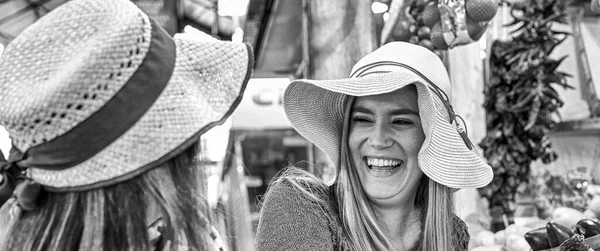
284,42,492,189
0,0,252,189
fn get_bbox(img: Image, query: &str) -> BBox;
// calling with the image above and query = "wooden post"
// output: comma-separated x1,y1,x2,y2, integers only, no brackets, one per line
305,0,377,80
448,43,489,220
302,0,377,179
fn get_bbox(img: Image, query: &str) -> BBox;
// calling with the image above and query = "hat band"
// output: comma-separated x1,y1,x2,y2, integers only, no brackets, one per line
12,18,176,170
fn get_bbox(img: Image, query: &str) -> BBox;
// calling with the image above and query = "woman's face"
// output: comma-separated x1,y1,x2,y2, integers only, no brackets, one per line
348,85,425,206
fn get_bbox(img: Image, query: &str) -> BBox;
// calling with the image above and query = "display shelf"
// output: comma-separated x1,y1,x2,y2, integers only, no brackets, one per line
550,117,600,135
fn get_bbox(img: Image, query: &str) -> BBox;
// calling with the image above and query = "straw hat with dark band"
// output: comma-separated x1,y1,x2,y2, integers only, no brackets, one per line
284,42,492,189
0,0,253,195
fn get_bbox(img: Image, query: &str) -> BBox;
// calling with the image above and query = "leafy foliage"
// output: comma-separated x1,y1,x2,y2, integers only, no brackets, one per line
478,0,573,221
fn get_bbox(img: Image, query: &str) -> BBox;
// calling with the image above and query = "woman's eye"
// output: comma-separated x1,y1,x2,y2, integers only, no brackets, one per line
352,117,371,123
393,119,414,125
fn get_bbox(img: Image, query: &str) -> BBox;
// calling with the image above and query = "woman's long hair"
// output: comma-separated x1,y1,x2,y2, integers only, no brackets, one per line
266,95,458,250
335,96,457,251
1,142,213,251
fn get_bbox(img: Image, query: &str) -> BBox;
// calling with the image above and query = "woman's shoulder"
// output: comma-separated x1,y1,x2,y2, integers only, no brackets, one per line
451,214,470,250
255,168,339,250
262,167,332,207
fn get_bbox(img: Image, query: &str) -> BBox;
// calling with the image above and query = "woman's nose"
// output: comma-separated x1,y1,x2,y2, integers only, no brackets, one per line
368,124,393,149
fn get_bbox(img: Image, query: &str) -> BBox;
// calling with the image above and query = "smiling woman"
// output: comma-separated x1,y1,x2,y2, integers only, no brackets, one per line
254,42,494,251
348,87,425,207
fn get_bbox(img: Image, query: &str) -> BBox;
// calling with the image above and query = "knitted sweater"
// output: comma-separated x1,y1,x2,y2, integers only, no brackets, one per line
254,179,470,251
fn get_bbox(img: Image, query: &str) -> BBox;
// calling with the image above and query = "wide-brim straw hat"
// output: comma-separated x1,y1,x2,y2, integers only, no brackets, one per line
0,0,253,191
284,42,492,189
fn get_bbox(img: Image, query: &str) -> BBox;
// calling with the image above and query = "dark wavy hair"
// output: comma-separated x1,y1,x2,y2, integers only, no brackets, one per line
1,142,213,251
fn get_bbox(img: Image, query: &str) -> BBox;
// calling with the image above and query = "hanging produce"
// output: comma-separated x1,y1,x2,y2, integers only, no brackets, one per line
380,0,498,53
478,0,574,231
592,0,600,13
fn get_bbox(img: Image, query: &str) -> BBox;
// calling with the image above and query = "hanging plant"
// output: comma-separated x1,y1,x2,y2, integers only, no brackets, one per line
478,0,573,230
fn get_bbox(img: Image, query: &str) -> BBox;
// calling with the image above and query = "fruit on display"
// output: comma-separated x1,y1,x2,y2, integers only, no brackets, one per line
418,38,434,51
429,22,447,49
466,15,489,41
465,0,499,21
421,2,440,27
494,229,508,246
552,206,587,229
588,196,600,218
505,234,531,251
469,223,536,250
522,220,600,250
506,224,537,239
383,0,498,52
530,170,591,219
405,0,435,50
524,227,552,250
391,19,413,42
470,245,503,251
475,230,496,246
472,217,600,250
417,26,430,39
547,222,575,248
575,219,600,238
585,209,598,220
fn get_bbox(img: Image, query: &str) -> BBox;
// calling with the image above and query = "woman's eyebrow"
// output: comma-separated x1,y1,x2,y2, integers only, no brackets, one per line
353,106,418,116
352,106,373,115
390,108,419,116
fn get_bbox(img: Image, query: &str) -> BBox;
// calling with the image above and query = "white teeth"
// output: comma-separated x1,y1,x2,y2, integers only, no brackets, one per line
366,158,402,167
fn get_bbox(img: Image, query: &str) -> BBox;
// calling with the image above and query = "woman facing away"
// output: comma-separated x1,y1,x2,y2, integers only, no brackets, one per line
255,42,493,251
0,0,253,250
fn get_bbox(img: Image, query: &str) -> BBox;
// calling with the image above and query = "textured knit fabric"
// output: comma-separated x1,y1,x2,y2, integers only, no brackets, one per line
254,179,470,251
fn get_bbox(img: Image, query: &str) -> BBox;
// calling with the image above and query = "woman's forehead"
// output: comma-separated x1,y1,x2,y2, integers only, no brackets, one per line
353,85,419,112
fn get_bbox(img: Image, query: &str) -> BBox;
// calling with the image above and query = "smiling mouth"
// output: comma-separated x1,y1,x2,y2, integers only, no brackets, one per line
363,157,404,172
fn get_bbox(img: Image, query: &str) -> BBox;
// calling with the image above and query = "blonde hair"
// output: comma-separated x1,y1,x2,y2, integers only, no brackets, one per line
275,95,458,251
334,96,456,251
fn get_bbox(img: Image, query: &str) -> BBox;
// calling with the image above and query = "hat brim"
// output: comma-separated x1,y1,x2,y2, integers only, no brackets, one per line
30,40,253,191
284,71,492,189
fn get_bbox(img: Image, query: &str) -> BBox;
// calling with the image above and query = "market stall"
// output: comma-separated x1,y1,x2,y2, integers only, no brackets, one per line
360,0,600,250
240,0,600,250
439,0,600,250
1,0,600,250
